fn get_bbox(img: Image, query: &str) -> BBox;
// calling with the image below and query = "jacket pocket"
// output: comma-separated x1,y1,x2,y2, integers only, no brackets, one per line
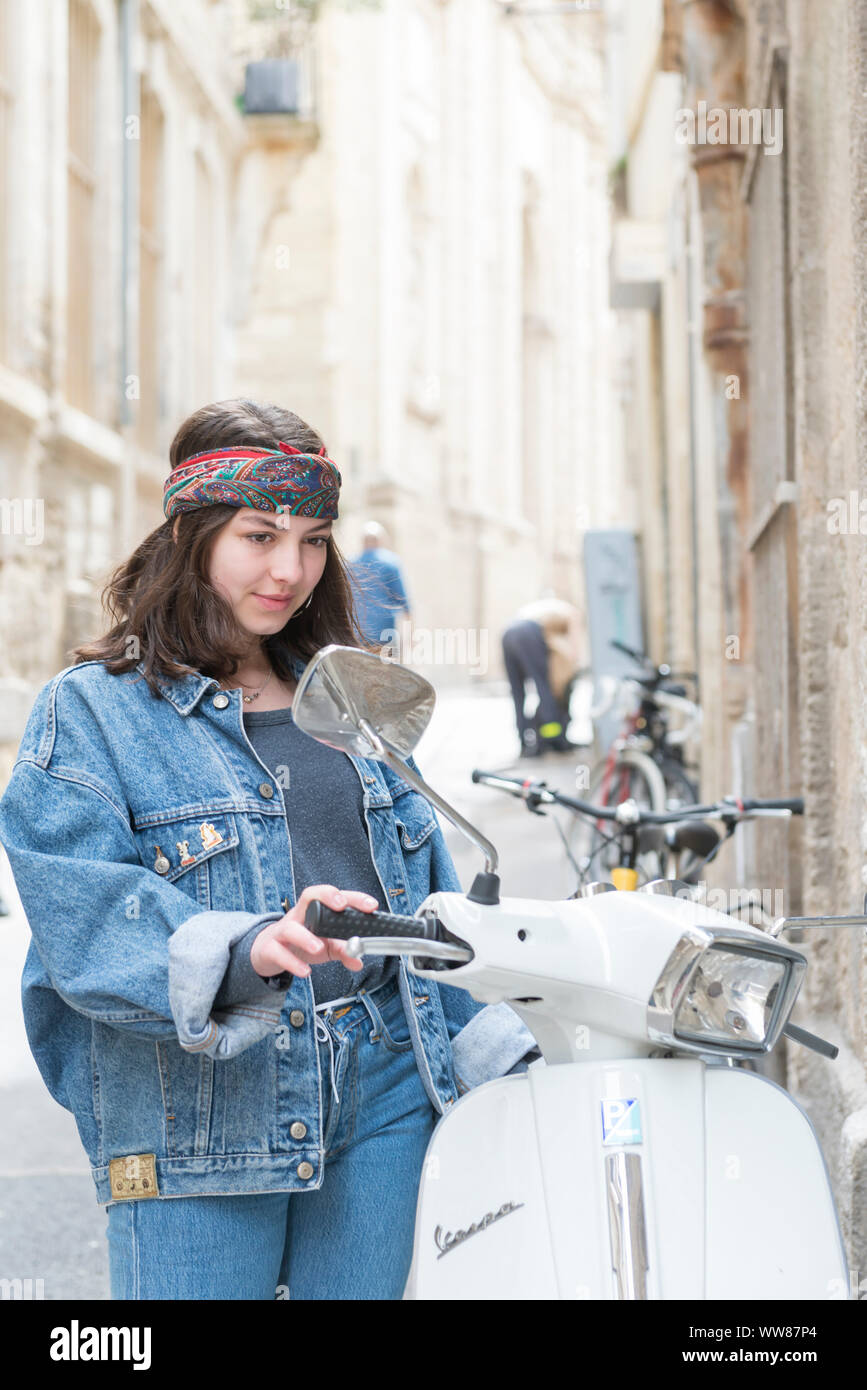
210,1034,278,1154
91,1023,171,1162
131,811,241,912
391,789,438,850
155,1040,215,1157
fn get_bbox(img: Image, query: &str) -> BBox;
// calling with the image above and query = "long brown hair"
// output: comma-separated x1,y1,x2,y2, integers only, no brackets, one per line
73,399,373,696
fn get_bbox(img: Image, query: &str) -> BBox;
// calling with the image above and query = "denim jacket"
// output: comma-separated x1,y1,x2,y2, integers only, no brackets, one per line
0,655,535,1204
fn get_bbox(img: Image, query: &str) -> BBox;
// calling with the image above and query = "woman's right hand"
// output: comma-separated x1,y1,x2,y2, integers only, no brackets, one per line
250,883,379,979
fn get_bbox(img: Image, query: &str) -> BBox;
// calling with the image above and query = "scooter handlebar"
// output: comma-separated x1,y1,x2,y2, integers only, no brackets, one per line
304,900,472,966
305,900,443,941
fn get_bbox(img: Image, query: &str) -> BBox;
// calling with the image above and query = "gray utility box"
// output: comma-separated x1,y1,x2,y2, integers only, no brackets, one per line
244,60,300,115
582,529,646,754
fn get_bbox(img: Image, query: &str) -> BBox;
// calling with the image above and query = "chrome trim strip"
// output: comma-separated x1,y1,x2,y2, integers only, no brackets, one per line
638,879,696,897
606,1151,649,1299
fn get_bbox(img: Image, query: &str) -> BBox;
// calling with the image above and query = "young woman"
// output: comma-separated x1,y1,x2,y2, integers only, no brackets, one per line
0,398,536,1301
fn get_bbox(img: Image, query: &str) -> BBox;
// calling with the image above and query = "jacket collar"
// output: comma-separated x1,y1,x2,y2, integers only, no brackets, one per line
134,652,308,716
132,654,410,800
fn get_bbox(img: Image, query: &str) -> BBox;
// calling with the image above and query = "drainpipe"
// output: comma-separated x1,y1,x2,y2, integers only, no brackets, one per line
679,0,751,742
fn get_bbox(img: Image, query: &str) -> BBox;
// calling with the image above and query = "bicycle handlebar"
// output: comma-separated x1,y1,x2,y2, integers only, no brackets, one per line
470,769,803,826
587,673,701,742
609,639,698,687
610,638,647,665
736,797,804,813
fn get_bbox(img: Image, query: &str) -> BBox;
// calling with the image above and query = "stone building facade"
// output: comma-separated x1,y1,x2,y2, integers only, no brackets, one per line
0,0,613,782
609,0,867,1281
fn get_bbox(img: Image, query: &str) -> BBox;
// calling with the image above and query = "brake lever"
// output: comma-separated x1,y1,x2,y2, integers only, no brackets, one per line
343,934,473,963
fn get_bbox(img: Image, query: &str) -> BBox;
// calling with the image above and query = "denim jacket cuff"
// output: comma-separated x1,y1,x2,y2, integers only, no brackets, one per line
212,918,283,1010
168,909,287,1060
450,1000,538,1093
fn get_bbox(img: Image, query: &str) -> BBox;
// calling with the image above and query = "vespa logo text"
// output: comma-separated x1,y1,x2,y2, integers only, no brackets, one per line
434,1200,524,1258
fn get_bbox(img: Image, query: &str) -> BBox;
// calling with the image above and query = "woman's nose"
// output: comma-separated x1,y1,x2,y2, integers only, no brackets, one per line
267,543,305,584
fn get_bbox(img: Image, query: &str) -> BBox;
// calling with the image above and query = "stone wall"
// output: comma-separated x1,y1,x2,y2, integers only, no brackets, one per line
613,0,867,1279
744,0,867,1282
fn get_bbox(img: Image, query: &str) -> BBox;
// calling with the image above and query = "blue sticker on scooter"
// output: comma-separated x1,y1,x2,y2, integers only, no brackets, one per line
601,1098,642,1145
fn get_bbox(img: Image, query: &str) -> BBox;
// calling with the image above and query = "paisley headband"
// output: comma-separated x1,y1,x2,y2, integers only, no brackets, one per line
162,441,341,520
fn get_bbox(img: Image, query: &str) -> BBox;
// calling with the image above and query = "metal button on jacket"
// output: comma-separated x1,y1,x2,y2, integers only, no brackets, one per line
289,1010,305,1028
297,1161,314,1180
281,896,290,913
290,1121,307,1140
213,693,229,709
258,782,274,799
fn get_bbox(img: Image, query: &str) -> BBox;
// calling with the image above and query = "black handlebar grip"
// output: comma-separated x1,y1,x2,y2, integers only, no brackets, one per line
739,797,804,814
305,901,440,941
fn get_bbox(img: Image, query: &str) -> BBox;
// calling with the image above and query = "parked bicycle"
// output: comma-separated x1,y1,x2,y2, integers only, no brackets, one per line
566,639,701,874
471,768,802,929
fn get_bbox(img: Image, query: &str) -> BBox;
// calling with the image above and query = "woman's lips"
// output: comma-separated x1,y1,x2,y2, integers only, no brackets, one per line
253,593,295,610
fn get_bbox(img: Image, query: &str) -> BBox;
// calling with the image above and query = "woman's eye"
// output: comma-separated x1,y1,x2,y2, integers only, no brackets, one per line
244,532,328,546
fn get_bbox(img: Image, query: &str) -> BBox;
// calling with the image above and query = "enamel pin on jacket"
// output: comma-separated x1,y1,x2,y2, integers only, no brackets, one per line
0,653,535,1204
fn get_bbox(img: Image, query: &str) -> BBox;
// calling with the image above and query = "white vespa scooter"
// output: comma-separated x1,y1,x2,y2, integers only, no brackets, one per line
292,645,860,1301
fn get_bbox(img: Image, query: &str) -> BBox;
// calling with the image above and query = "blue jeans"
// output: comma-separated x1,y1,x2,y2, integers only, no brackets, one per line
105,978,437,1299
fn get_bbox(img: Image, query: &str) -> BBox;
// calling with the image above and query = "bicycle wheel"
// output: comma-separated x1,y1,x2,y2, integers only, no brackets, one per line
569,753,667,886
657,755,699,809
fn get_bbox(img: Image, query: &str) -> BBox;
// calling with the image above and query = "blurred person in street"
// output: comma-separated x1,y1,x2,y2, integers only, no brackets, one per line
501,593,583,758
0,397,537,1302
348,521,412,654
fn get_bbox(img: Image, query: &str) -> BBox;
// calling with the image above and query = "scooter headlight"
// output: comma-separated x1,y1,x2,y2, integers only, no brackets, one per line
648,932,806,1057
675,946,786,1048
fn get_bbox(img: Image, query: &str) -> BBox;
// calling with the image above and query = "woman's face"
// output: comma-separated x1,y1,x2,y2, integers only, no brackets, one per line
203,507,332,639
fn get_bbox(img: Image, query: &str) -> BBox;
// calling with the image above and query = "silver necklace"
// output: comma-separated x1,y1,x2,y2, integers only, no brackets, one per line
234,666,274,704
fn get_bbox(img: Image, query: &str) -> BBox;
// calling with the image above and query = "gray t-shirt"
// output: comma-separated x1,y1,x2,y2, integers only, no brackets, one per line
240,705,397,1004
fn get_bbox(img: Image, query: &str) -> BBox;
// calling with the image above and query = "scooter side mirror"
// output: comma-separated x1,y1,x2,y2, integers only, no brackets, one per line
290,643,435,758
292,645,502,901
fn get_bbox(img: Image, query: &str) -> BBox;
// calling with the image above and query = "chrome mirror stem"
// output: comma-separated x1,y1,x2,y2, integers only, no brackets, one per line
357,718,499,875
769,914,867,939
